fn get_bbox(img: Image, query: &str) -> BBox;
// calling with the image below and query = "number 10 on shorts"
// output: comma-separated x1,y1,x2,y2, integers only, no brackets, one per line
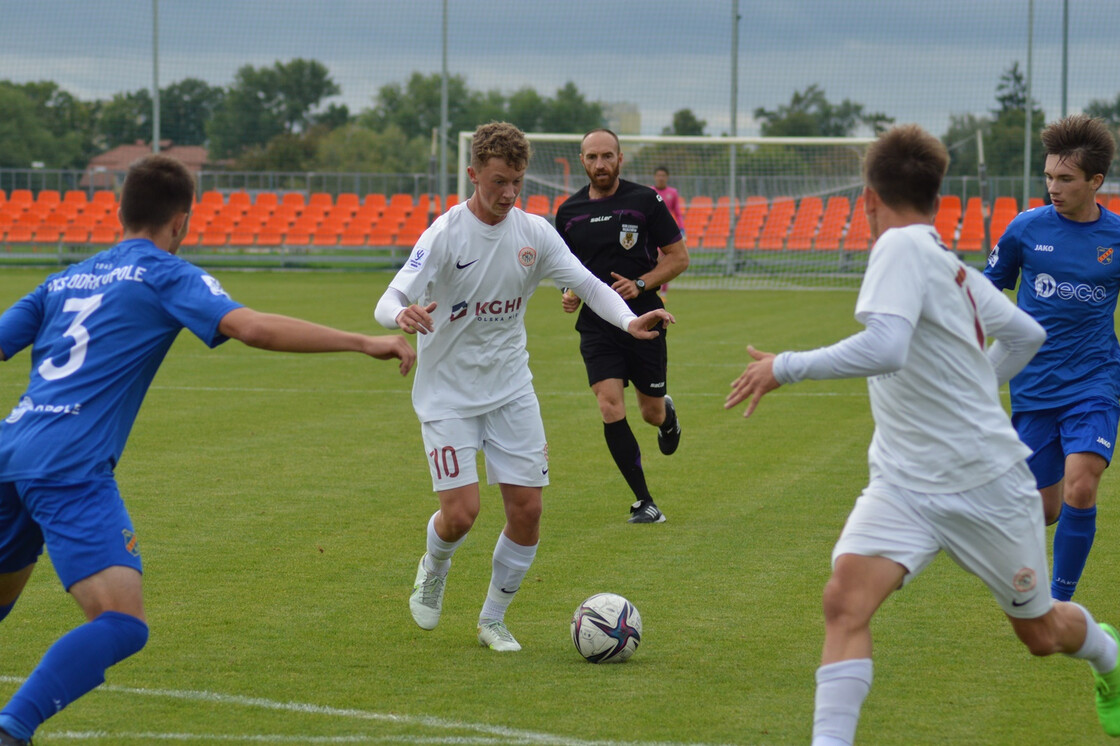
428,446,460,480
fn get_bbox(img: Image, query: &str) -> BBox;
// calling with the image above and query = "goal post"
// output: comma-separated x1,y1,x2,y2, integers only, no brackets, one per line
457,132,876,289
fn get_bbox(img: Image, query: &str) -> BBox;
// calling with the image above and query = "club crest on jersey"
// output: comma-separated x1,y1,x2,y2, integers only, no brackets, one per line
1013,567,1036,592
518,246,537,267
1099,246,1114,264
619,223,639,250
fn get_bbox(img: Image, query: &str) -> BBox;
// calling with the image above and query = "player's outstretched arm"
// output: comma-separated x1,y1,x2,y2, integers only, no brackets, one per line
725,345,780,418
627,309,675,340
218,307,415,375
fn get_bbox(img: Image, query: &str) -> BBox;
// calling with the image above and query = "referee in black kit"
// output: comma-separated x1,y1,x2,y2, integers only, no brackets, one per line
555,128,690,524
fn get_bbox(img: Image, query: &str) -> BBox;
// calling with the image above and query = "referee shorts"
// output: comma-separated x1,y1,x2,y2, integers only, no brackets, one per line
578,323,668,397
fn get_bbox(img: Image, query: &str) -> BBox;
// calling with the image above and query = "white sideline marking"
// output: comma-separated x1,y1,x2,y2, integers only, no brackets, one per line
1,677,735,746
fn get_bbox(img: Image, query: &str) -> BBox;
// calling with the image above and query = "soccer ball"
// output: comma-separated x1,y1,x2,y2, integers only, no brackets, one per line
570,592,642,663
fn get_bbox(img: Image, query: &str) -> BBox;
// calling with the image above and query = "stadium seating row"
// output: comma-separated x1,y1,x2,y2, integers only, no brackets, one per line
4,188,1118,251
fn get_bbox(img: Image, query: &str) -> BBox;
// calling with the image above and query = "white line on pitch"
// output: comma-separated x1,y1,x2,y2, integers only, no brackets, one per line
0,677,736,746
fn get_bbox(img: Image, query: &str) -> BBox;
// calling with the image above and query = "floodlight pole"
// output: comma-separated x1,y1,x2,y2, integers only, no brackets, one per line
1022,0,1034,209
152,0,160,153
725,0,740,275
438,0,449,203
1061,0,1068,117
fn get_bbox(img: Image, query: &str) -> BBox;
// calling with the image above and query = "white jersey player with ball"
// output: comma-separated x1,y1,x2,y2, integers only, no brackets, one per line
375,121,673,652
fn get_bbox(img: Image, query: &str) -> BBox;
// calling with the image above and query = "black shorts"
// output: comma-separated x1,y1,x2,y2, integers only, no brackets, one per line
578,324,668,396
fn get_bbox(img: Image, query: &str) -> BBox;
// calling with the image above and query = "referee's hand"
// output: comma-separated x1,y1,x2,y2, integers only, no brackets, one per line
627,309,674,340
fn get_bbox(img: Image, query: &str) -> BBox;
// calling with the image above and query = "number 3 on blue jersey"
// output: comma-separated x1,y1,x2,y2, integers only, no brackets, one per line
39,293,103,381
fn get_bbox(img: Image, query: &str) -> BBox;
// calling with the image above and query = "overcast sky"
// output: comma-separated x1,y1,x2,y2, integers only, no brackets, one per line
2,0,1119,138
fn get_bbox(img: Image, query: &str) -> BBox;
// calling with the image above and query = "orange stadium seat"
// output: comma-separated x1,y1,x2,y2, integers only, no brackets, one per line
9,190,34,206
757,197,795,250
988,196,1019,246
89,226,119,245
281,192,306,212
1028,197,1045,210
62,226,91,244
199,191,224,208
308,192,333,211
284,228,312,246
733,198,768,250
785,196,823,250
844,196,871,251
5,225,33,244
934,195,962,248
339,223,369,247
682,197,713,239
956,197,985,252
254,192,279,211
525,194,550,216
335,193,360,214
256,229,285,247
228,228,256,248
701,205,732,248
813,196,851,251
33,225,63,244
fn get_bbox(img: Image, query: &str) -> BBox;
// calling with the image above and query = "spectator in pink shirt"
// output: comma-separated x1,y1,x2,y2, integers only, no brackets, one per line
652,167,685,294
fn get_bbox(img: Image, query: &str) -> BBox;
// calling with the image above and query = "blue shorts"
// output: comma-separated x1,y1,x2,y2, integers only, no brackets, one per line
1012,398,1120,490
0,476,142,590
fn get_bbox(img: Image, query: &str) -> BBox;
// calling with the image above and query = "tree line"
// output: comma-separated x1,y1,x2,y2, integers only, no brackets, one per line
2,58,1118,178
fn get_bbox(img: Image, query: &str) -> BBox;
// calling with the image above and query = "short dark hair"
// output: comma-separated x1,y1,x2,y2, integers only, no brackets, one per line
581,128,621,154
119,154,195,232
654,166,669,175
1041,114,1116,180
471,121,531,171
863,124,948,215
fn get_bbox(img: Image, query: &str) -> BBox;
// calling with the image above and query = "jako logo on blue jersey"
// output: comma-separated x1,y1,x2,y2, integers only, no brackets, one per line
1033,272,1106,303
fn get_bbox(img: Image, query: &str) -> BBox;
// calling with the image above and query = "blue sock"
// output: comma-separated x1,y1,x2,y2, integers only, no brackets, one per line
0,601,13,623
0,611,148,740
1052,503,1097,601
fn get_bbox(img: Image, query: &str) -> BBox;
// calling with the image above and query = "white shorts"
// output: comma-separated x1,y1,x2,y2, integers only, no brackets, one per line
833,461,1052,619
419,393,549,492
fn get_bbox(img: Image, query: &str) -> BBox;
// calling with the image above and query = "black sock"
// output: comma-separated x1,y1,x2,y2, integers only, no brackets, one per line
603,419,652,502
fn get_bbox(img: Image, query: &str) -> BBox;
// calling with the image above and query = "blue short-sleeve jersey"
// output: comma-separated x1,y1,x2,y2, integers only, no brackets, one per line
0,239,243,480
984,204,1120,411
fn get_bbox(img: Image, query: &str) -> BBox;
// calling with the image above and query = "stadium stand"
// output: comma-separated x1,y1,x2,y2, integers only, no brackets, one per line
844,196,871,251
733,197,768,250
988,196,1019,246
813,196,851,251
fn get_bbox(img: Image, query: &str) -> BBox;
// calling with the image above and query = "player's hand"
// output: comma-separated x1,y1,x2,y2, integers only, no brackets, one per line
364,335,416,375
627,309,674,339
725,345,780,418
396,302,437,335
610,272,640,300
561,289,581,314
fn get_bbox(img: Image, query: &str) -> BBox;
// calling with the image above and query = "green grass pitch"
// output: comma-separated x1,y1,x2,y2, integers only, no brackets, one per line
0,267,1117,744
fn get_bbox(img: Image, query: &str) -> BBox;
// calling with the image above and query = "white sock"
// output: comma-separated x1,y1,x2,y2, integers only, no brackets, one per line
479,532,537,623
424,511,465,575
1069,603,1119,674
813,658,872,746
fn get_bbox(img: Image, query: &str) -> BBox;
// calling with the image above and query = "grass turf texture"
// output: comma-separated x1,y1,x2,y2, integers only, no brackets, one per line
0,267,1116,744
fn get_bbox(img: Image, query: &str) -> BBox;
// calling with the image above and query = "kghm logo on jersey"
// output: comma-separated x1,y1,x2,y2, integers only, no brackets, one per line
518,246,537,267
1099,246,1114,264
619,224,639,250
473,297,524,322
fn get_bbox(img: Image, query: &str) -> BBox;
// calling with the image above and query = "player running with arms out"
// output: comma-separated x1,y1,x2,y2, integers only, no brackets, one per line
0,155,414,746
375,122,672,652
725,125,1120,744
555,129,689,524
984,114,1120,602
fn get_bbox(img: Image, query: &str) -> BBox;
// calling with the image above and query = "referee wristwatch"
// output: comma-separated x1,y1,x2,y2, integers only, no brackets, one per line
634,278,647,293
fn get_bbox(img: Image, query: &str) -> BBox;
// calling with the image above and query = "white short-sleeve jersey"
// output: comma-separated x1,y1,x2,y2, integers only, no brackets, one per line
389,203,604,421
855,224,1031,492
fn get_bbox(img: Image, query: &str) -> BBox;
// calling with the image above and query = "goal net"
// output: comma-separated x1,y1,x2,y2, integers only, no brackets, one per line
457,132,875,290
